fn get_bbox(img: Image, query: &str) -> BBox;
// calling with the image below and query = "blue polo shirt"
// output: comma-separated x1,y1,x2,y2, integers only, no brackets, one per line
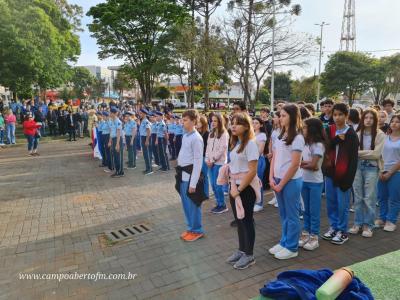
157,121,167,138
139,118,151,137
110,118,122,138
151,122,158,135
124,120,137,136
175,124,184,136
167,123,176,135
101,119,111,135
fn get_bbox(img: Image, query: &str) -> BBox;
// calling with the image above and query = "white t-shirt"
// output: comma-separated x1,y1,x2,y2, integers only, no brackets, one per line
271,129,280,151
255,132,267,155
273,134,305,179
382,136,400,172
230,139,259,184
302,143,325,183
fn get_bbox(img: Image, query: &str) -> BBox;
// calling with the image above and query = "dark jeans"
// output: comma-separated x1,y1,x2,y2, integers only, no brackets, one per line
68,127,76,141
230,185,256,255
125,135,137,168
141,136,152,172
151,133,159,165
112,137,124,175
48,123,57,136
175,134,182,157
25,134,38,151
157,137,169,170
102,134,113,170
168,133,176,159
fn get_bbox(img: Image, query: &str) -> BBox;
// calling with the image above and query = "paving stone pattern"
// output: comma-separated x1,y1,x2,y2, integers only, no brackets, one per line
0,140,399,300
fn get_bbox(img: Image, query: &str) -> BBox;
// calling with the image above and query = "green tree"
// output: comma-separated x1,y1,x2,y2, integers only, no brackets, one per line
154,86,171,100
291,76,318,102
113,71,136,100
87,0,189,104
321,51,372,107
0,0,81,98
257,88,270,105
70,67,95,99
264,72,292,101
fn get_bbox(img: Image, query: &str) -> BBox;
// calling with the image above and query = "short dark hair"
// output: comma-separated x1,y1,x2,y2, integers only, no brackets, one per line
324,99,334,106
305,103,316,115
233,101,247,111
319,100,326,107
332,102,349,116
348,108,360,124
382,99,395,107
260,107,270,113
182,109,199,122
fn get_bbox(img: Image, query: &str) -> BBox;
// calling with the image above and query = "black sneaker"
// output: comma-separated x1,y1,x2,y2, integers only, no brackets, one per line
211,205,228,214
321,228,337,241
331,231,349,245
230,220,238,227
111,173,121,178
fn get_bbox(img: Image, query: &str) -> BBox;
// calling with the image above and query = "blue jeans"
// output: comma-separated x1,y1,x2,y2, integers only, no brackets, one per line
180,181,203,234
157,137,169,170
301,182,323,235
201,159,209,198
378,172,400,224
209,164,225,207
141,136,152,172
275,177,303,252
0,129,4,143
257,156,266,206
25,134,38,151
125,136,137,168
6,123,15,144
325,177,350,232
353,160,379,228
112,137,124,175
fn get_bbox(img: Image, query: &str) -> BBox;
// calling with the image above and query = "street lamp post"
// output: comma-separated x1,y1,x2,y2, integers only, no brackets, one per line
270,0,276,113
315,22,329,112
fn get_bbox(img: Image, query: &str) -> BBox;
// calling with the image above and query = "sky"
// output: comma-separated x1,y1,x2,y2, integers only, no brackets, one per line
70,0,400,79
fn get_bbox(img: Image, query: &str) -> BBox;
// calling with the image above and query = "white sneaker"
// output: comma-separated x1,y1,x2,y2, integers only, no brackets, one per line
298,232,310,248
383,222,396,232
253,204,264,212
361,228,373,238
268,197,277,205
348,225,361,235
274,202,279,208
268,244,284,255
303,235,319,251
274,248,298,260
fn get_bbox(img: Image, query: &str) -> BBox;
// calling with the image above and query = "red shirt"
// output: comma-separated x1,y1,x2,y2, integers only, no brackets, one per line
23,120,41,136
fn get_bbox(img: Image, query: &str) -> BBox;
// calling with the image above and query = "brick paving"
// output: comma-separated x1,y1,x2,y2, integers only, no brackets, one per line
0,139,399,300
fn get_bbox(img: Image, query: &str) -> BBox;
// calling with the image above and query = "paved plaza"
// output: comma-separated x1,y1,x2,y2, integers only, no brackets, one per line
0,139,399,300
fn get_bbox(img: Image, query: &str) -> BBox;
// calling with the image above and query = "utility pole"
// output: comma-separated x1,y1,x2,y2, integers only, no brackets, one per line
315,22,329,110
340,0,356,52
270,0,276,113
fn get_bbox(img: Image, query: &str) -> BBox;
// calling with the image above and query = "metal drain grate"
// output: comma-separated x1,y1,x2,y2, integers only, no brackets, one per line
105,224,152,242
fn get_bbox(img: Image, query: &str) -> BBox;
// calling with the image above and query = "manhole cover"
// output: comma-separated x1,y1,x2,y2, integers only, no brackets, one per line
105,224,152,242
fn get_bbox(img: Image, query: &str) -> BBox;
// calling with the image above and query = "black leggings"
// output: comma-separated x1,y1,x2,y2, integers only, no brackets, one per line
230,185,256,255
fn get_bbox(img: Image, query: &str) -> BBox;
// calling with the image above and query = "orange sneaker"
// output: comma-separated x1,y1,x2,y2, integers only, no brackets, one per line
183,232,204,242
180,231,190,239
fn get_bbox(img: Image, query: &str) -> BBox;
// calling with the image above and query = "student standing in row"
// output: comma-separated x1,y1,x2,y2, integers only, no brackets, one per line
253,118,267,212
177,110,205,242
139,109,153,175
101,111,113,173
269,104,304,260
299,118,326,251
150,113,160,167
376,114,400,232
108,108,124,178
174,116,184,156
124,112,137,170
349,109,385,237
155,111,169,172
267,111,281,207
226,113,258,269
322,103,359,245
206,114,229,214
197,116,210,199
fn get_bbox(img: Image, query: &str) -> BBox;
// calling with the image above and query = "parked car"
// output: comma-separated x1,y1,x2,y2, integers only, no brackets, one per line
167,99,188,109
194,102,205,109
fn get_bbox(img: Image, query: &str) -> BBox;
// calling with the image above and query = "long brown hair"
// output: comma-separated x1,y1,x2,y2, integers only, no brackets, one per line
279,104,302,145
230,113,255,153
210,114,226,139
358,108,378,150
198,116,209,134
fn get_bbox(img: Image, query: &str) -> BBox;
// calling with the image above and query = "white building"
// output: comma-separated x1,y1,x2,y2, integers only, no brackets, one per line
81,65,117,95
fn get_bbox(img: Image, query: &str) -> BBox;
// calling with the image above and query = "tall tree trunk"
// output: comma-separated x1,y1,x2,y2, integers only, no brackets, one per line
243,0,254,108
